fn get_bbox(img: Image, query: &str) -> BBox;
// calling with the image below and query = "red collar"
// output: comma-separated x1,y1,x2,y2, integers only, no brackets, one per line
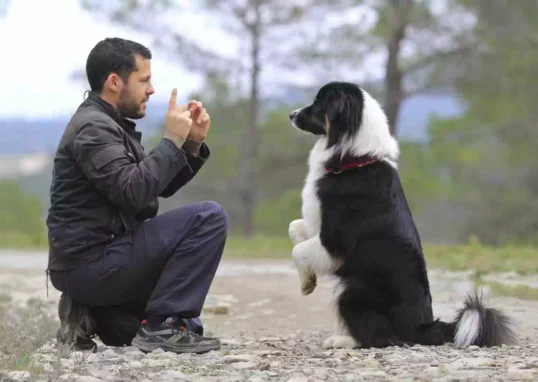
326,158,378,174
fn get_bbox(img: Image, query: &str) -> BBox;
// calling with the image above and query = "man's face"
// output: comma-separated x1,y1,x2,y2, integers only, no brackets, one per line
117,54,155,119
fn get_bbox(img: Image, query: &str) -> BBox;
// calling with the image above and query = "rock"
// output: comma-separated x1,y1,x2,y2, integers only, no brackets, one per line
214,303,231,314
259,337,281,342
86,353,100,363
286,375,309,382
126,360,145,369
124,351,146,361
445,357,495,370
258,361,271,371
4,371,31,382
158,370,187,380
73,377,104,382
145,358,175,368
222,338,242,346
232,361,257,370
314,368,330,380
101,349,118,358
224,354,259,363
161,351,179,360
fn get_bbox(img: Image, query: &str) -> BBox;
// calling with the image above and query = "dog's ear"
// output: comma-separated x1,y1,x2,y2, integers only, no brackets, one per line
326,92,361,148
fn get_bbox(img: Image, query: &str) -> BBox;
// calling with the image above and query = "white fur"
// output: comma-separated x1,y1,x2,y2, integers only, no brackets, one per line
454,310,481,346
340,89,399,160
322,281,360,349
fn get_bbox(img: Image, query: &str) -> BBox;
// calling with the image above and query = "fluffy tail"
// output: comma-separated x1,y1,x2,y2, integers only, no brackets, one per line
413,290,516,347
452,290,516,347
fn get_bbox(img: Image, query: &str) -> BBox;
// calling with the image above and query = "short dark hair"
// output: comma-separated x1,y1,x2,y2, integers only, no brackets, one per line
86,37,152,93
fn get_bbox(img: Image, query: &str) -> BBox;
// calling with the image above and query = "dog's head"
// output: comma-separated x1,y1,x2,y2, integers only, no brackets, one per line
289,81,399,161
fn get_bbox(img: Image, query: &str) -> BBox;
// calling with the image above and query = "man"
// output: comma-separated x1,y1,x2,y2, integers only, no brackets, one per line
46,37,228,354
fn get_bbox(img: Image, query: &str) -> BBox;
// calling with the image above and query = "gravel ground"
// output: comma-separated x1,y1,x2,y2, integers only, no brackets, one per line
0,253,537,381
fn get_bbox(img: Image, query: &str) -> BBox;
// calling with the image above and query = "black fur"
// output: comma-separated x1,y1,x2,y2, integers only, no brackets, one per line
291,81,516,349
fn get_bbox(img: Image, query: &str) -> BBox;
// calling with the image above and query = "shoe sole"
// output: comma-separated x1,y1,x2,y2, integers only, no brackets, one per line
163,342,221,354
131,336,165,353
131,336,220,354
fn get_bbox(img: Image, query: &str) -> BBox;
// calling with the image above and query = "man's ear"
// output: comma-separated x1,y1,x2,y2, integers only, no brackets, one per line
104,73,123,93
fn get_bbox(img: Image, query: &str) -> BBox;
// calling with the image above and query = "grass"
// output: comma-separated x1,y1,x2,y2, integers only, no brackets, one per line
223,234,292,260
422,242,538,275
0,293,11,304
223,234,538,275
0,232,48,251
473,278,538,301
0,298,58,379
223,235,538,300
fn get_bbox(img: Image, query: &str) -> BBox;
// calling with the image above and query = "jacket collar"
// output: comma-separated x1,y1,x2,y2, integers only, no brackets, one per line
82,91,142,142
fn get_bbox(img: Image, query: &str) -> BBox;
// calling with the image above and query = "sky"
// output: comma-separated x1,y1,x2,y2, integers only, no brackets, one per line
0,0,234,119
0,0,391,121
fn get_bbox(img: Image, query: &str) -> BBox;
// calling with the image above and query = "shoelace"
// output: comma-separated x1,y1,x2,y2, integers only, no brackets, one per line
178,325,199,337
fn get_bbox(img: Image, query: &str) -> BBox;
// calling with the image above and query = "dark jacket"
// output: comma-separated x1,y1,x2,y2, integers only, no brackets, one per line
46,92,209,271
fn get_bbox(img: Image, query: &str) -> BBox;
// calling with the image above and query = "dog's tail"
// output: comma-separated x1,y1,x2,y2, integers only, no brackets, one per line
415,290,516,347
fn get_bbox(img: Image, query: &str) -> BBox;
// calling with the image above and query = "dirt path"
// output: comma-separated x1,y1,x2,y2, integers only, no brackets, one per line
0,252,537,381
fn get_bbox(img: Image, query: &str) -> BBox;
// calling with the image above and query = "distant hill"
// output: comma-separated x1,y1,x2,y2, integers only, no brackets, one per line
0,89,464,155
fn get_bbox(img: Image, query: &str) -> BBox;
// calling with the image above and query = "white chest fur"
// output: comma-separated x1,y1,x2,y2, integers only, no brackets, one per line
300,138,333,239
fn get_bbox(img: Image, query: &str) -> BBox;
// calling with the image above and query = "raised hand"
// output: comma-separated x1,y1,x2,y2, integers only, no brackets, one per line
187,100,210,141
164,89,193,146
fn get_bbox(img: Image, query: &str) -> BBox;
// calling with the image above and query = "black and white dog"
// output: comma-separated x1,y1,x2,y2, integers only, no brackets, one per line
288,81,516,349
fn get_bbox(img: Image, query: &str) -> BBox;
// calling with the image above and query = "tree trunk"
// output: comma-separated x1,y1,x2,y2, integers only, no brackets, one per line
384,0,412,136
237,2,261,237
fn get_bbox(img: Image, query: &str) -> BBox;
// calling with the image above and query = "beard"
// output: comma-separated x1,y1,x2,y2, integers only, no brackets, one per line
117,89,147,120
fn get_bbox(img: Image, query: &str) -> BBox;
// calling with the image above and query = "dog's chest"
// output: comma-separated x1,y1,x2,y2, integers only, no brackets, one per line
301,177,321,237
301,139,331,238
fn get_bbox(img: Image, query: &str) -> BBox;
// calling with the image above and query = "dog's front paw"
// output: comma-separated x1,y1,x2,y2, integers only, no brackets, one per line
322,335,360,349
289,219,308,246
301,271,317,295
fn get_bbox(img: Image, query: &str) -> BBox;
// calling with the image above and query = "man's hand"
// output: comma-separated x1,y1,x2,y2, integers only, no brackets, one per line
164,89,193,147
187,100,210,141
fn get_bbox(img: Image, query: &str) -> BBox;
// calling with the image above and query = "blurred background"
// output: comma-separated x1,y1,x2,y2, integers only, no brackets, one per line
1,0,537,254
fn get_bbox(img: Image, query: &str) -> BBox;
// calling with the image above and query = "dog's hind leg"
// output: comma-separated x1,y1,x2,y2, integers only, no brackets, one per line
323,281,360,349
291,234,338,296
338,284,407,349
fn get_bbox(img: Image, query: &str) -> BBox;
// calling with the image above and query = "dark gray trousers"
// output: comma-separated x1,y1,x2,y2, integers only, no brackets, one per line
50,201,228,345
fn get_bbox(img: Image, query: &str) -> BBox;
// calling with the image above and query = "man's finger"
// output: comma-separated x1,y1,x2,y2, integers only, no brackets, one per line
178,104,187,113
188,100,203,107
168,88,178,111
197,109,206,123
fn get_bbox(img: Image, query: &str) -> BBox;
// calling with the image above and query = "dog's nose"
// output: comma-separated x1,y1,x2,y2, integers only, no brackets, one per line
289,110,298,120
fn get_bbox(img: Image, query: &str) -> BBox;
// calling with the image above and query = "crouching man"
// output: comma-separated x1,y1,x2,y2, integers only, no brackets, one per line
46,37,228,353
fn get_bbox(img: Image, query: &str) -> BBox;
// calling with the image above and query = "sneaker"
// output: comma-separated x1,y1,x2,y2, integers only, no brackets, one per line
131,317,221,354
56,292,97,352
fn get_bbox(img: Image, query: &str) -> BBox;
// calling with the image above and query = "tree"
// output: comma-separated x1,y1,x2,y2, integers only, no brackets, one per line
81,0,324,237
0,0,10,17
298,0,478,136
426,1,538,244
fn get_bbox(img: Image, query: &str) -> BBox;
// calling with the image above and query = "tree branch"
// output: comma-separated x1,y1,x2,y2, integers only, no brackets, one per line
402,43,477,76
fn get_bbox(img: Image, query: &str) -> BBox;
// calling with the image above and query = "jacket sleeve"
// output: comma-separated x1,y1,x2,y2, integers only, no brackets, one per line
72,119,189,213
159,141,210,198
